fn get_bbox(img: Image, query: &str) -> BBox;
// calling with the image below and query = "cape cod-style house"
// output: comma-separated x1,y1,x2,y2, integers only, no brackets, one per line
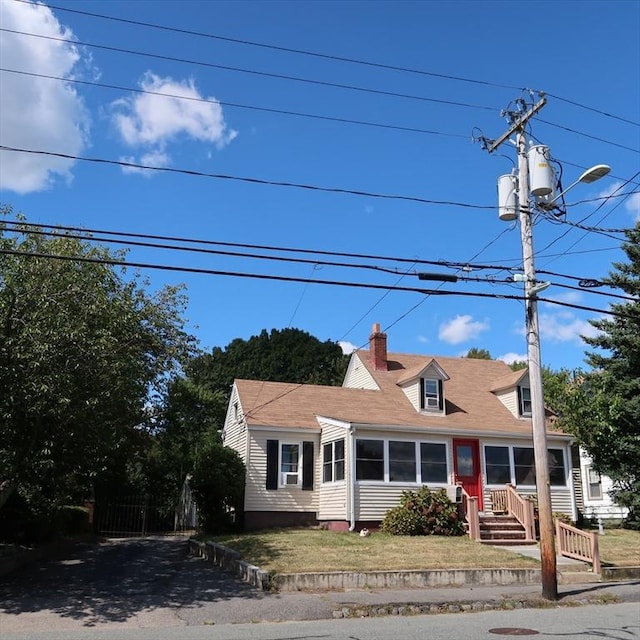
222,324,577,533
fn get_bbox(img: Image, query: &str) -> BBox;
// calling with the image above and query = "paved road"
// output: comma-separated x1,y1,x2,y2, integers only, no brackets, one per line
2,603,639,640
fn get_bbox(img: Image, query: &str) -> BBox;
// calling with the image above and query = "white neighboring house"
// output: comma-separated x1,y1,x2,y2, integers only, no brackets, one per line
579,448,628,521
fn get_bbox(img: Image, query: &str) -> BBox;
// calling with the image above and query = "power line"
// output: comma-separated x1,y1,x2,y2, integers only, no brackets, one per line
0,145,497,210
534,117,640,154
17,0,523,92
0,67,468,140
0,220,518,271
1,28,497,112
1,247,634,319
544,92,640,128
15,1,639,128
8,220,632,302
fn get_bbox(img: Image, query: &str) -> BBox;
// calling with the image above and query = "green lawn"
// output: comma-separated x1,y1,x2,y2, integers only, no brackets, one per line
210,529,541,574
209,527,640,574
598,528,640,567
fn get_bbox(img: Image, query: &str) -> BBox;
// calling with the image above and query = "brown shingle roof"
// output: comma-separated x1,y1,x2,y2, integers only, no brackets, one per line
235,351,565,437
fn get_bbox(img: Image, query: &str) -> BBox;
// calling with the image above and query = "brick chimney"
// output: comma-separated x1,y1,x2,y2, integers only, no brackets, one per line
369,322,388,371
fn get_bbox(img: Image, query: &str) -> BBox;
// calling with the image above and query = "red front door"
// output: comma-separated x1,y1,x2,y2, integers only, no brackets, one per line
453,439,483,511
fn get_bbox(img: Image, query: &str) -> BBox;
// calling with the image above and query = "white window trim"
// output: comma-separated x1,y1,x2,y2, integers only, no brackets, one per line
423,377,442,413
322,439,346,484
355,437,450,485
519,386,532,417
586,466,603,501
279,441,302,488
483,443,568,488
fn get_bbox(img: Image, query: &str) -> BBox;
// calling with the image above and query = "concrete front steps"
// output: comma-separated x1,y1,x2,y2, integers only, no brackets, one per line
478,514,536,546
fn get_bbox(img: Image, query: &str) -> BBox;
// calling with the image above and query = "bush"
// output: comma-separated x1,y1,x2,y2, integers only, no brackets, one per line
190,440,246,534
380,487,465,536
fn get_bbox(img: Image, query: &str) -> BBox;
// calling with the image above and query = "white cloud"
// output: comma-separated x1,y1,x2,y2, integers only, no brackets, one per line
626,191,640,222
111,72,237,171
339,341,356,355
0,1,90,193
497,352,528,365
598,182,640,222
538,312,599,343
120,150,171,176
438,315,489,345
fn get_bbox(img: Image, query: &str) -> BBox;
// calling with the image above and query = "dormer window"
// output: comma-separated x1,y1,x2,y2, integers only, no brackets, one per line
421,377,443,412
519,386,532,416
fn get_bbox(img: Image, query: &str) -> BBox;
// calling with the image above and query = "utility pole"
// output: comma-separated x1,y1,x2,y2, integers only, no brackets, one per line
488,95,558,600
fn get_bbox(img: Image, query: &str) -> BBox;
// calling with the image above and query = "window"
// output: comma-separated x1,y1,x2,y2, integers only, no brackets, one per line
280,443,300,486
514,447,536,485
586,466,603,500
356,439,384,480
389,441,416,482
422,378,442,411
355,439,448,484
420,443,447,483
323,439,345,483
485,446,511,484
519,386,532,416
484,445,566,487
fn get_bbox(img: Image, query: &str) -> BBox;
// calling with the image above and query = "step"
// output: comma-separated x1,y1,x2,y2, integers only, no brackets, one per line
481,531,527,541
481,539,537,546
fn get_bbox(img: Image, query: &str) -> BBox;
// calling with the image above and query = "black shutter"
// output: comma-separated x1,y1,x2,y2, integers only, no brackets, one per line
302,441,314,491
517,386,523,416
266,439,279,490
420,378,425,409
438,379,444,411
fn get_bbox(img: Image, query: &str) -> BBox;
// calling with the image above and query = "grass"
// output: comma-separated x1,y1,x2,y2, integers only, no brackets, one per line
209,529,541,574
598,528,640,567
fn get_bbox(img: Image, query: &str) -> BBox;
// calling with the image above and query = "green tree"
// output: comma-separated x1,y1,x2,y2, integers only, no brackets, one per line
464,347,492,359
0,210,195,514
150,328,349,498
580,224,640,527
545,224,640,527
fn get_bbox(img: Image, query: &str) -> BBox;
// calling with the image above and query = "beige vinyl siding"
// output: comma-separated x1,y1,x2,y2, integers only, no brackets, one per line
343,354,379,390
355,484,409,521
222,386,247,462
318,421,349,520
245,429,320,513
399,381,420,412
494,389,519,418
319,484,347,520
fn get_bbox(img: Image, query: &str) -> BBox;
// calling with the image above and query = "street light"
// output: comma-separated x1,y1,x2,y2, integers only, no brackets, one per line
501,144,610,600
538,163,611,209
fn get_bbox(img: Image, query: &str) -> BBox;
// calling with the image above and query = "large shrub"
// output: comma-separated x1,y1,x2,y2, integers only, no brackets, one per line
190,440,246,533
380,487,464,536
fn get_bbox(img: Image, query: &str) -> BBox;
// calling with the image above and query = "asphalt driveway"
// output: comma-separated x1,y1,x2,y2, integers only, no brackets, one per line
0,536,270,632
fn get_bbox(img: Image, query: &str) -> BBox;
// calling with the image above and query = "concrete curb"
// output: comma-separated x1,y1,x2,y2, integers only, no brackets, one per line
188,537,640,592
188,539,271,590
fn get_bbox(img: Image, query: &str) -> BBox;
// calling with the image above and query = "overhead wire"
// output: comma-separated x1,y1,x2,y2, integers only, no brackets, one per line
533,117,640,154
14,0,524,91
0,28,497,112
0,145,496,209
1,247,634,320
0,67,469,139
13,1,639,128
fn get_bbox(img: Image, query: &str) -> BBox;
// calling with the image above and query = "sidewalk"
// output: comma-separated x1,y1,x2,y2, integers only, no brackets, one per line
178,578,640,625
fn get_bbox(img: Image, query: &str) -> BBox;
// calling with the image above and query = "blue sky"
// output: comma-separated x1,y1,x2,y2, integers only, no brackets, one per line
1,0,639,372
